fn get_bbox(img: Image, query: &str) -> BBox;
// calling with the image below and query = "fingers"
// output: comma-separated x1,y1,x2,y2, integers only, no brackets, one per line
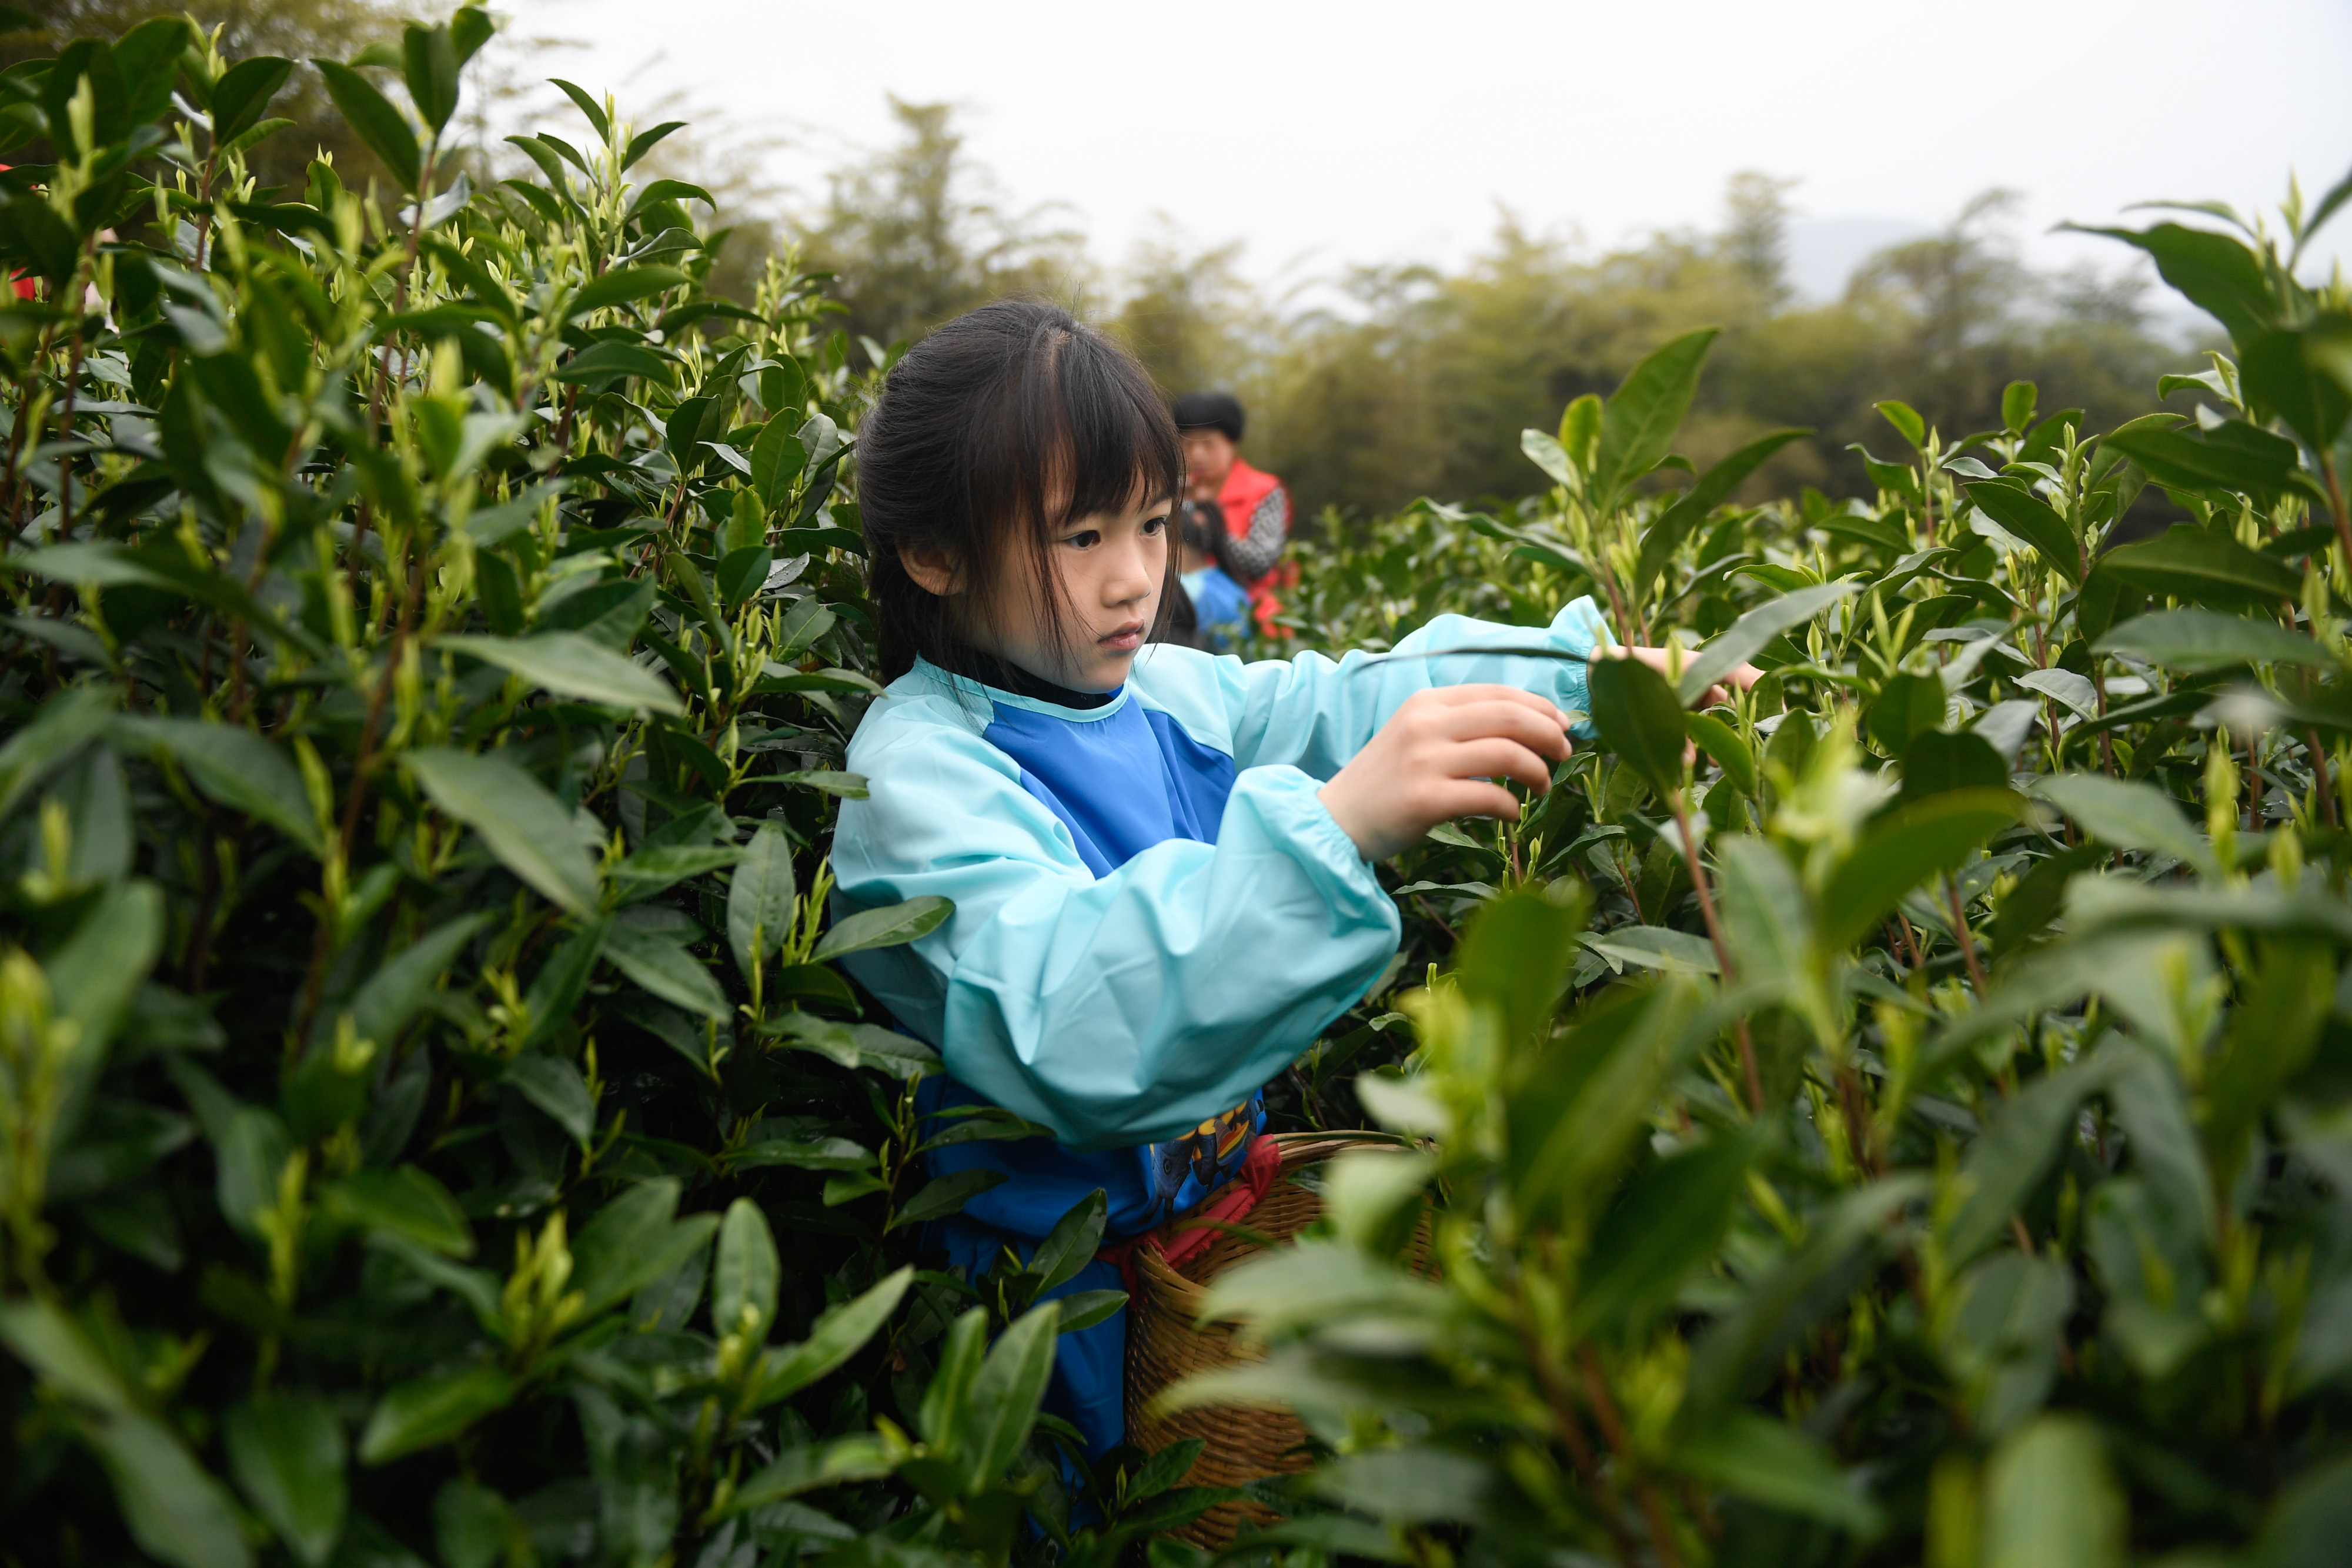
1426,698,1572,762
1620,646,1770,710
1440,736,1561,794
1412,683,1569,726
1424,778,1523,824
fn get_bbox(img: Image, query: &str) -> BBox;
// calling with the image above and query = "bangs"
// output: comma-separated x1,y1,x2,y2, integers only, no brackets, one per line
981,319,1184,539
1047,336,1185,529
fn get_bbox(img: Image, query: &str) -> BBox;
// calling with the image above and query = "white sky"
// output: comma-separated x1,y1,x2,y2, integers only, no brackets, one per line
511,0,2352,304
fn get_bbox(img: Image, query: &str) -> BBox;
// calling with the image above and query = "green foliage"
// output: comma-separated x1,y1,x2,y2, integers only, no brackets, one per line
14,11,2352,1568
1195,178,2352,1566
0,16,1208,1567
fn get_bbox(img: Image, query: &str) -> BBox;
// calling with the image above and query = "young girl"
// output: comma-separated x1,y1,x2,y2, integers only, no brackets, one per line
831,299,1710,1463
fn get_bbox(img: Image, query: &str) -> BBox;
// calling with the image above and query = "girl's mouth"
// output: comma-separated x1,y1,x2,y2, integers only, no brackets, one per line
1098,621,1144,652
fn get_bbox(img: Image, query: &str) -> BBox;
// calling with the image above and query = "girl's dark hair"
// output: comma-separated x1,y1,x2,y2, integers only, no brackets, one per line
858,299,1185,683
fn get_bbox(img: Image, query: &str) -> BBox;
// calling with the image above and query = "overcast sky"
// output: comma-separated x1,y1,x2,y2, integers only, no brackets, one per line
512,0,2352,305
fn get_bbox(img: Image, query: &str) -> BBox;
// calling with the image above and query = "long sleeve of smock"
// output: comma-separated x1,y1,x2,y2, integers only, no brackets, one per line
1145,596,1608,778
831,705,1398,1150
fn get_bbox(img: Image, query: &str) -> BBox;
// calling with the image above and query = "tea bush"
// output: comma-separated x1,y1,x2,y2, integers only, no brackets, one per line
0,12,1216,1568
1183,187,2352,1566
9,9,2352,1568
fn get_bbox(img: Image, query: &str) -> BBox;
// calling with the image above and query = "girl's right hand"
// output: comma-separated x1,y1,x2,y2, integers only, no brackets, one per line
1318,684,1573,862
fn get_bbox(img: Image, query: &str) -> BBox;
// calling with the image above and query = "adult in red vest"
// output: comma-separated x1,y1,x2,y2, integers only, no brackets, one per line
1173,391,1292,638
1,167,32,299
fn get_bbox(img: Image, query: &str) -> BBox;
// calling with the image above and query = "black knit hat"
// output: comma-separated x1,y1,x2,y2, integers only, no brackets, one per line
1172,390,1245,443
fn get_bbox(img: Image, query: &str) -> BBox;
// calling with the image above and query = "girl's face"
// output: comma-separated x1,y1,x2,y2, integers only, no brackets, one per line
904,484,1173,694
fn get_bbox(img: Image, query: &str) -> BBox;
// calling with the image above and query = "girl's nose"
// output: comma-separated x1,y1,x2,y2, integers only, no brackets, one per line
1108,540,1158,603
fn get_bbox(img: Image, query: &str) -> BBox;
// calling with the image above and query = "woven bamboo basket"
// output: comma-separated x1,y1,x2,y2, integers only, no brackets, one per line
1124,1132,1424,1550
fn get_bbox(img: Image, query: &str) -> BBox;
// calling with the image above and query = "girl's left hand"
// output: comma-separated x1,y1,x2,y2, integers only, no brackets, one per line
1615,645,1765,708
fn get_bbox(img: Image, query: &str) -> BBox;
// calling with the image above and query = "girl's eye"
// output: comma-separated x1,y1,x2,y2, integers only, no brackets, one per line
1141,515,1168,536
1063,529,1101,549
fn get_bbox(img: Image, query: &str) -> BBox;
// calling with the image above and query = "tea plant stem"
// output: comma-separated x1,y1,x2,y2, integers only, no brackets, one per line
1665,792,1762,1115
185,820,222,991
1575,1345,1685,1568
1411,893,1457,947
1837,1062,1879,1176
0,389,32,540
2309,727,2339,827
1612,843,1644,925
298,540,423,1032
549,382,582,468
1508,1310,1635,1566
51,248,95,544
1598,570,1634,650
2092,668,2119,778
1943,878,1989,995
1889,914,1924,975
2321,452,2352,570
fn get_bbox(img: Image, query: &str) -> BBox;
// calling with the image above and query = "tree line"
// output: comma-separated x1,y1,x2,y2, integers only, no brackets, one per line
11,0,2203,524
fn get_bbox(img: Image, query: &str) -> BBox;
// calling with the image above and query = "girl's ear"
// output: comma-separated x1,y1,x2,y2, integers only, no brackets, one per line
899,543,961,597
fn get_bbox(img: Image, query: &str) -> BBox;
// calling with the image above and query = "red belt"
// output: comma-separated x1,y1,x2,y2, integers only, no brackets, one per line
1097,1135,1284,1297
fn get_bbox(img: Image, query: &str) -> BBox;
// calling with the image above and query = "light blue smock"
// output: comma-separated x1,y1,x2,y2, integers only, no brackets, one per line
831,594,1608,1152
828,597,1605,1457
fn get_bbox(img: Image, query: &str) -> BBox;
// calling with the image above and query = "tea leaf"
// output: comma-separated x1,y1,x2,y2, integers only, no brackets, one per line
114,717,322,853
313,61,419,192
358,1367,516,1465
1947,1055,2117,1267
86,1409,256,1568
209,56,292,143
1029,1189,1108,1295
571,1182,721,1316
400,19,459,133
893,1169,1010,1229
1593,327,1718,507
348,914,489,1049
505,1054,596,1144
1816,788,2023,951
1578,1131,1759,1338
812,895,953,961
567,266,691,319
2033,774,2217,876
602,922,729,1019
320,1166,473,1258
1966,480,2082,584
1680,581,1860,703
1683,709,1757,795
1588,654,1686,796
747,1266,914,1412
224,1393,346,1567
2070,222,2270,340
2095,608,2337,671
1679,1412,1881,1534
965,1300,1059,1486
727,823,799,979
437,633,684,714
403,748,601,917
1980,1416,2124,1568
714,1198,781,1340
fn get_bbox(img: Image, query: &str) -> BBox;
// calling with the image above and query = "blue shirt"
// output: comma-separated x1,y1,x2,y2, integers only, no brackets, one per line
1182,565,1251,651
